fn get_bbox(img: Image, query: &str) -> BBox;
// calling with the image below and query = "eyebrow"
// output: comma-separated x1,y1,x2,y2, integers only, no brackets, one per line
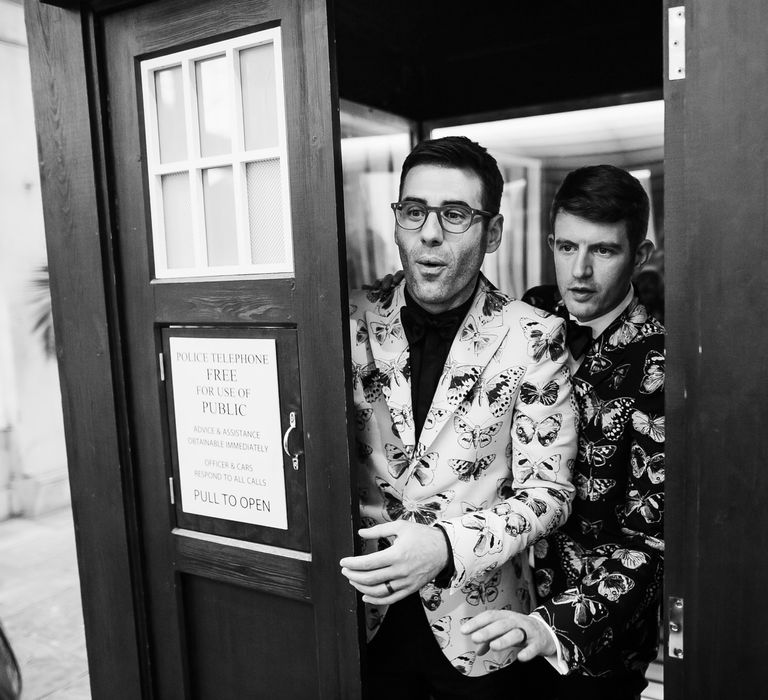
400,196,472,207
554,237,624,250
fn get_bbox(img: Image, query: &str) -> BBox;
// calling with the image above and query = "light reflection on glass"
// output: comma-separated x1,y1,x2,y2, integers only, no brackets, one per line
240,44,279,151
161,172,194,268
155,67,187,163
203,166,238,265
196,56,232,157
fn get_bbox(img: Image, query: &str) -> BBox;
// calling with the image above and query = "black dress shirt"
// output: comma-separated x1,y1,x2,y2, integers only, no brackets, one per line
400,287,475,442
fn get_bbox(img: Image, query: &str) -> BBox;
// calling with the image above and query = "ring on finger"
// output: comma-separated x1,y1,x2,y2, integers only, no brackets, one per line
384,580,395,595
518,628,527,645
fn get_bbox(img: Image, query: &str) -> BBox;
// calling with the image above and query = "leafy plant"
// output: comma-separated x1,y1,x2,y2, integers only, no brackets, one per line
29,265,55,358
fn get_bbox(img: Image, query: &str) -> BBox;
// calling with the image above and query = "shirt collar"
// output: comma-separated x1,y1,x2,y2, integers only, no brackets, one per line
570,285,634,340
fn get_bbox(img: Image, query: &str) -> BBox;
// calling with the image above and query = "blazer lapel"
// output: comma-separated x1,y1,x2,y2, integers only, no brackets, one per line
425,277,510,446
576,295,645,382
365,283,416,450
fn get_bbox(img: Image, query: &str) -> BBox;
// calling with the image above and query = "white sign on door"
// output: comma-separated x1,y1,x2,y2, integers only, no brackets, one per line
169,336,288,529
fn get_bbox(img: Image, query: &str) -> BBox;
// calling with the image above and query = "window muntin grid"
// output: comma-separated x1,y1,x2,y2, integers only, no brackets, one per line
141,28,293,279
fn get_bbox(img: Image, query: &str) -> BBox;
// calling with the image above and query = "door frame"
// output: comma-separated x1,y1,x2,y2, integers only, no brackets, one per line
25,1,146,695
663,0,768,697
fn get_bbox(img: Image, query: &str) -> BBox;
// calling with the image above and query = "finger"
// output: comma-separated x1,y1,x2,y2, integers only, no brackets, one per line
348,578,398,598
515,630,546,662
361,581,411,606
460,610,503,635
488,627,527,652
340,566,396,586
339,548,396,571
516,644,539,663
475,641,491,656
469,618,516,645
357,522,401,539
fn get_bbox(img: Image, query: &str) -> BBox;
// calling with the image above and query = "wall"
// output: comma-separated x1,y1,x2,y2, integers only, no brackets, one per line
0,0,68,517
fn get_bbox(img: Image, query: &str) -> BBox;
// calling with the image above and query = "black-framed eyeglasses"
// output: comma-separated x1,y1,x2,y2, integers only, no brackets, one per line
390,201,496,234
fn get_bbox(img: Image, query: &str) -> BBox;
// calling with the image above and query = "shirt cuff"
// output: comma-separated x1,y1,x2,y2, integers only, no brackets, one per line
530,611,568,675
433,523,455,588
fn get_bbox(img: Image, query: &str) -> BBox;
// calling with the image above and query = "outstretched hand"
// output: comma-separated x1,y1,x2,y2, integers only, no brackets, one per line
362,269,405,293
339,521,448,605
460,610,557,661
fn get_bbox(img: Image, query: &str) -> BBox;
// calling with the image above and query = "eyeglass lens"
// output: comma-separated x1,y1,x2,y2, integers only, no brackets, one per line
394,203,474,233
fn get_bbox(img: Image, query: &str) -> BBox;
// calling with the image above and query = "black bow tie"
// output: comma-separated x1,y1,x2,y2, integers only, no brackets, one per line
400,305,462,345
555,305,593,359
566,320,593,359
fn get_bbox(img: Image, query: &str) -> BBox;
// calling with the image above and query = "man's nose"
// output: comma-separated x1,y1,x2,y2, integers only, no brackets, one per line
418,210,445,245
572,250,592,278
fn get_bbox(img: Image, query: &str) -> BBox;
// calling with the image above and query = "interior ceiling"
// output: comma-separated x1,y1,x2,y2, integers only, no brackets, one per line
333,0,664,123
431,101,665,170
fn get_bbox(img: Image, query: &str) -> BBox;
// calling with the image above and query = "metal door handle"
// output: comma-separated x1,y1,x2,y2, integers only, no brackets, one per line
282,411,301,470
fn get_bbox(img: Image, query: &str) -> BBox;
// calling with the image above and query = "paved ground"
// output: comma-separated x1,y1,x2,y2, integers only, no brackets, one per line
0,508,89,699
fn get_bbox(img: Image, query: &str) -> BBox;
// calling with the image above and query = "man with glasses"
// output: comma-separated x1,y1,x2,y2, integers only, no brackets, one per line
339,136,577,698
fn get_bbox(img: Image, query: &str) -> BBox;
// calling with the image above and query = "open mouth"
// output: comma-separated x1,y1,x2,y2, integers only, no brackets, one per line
417,259,445,270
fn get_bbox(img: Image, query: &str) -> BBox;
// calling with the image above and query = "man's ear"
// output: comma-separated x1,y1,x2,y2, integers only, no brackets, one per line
634,239,654,270
547,234,555,251
485,214,504,253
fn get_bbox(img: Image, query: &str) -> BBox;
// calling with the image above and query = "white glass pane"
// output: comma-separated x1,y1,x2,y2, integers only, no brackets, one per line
155,67,187,163
240,44,278,151
246,159,284,265
196,55,232,157
202,167,238,266
161,172,194,269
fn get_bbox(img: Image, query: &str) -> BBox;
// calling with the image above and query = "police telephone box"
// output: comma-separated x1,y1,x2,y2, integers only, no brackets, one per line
24,0,768,697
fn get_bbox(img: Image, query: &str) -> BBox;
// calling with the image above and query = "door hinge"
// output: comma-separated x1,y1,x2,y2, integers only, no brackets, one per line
667,596,684,660
668,6,686,80
158,352,165,382
168,477,175,505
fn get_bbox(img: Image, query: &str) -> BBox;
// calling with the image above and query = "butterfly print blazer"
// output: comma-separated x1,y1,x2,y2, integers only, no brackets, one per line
349,275,578,678
528,289,665,687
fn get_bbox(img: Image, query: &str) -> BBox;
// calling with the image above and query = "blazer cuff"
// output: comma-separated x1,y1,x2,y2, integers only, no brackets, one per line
530,611,569,675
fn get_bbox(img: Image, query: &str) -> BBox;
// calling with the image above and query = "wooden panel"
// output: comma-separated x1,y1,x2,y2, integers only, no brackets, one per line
153,279,296,324
174,531,311,600
182,576,319,700
665,1,768,698
291,3,364,697
23,2,144,698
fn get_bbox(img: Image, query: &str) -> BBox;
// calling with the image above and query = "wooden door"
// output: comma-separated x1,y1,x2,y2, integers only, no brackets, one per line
664,1,768,697
26,0,362,697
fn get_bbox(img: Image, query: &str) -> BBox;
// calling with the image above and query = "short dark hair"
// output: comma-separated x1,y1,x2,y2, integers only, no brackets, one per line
399,136,504,214
550,164,650,251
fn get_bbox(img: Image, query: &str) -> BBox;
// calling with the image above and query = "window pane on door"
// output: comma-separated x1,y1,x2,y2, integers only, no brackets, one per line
246,159,284,264
162,172,194,268
202,167,238,266
155,66,187,163
196,55,232,158
142,28,293,277
240,44,278,151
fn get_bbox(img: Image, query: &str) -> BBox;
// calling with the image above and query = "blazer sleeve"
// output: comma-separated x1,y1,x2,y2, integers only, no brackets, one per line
534,334,665,672
437,314,578,589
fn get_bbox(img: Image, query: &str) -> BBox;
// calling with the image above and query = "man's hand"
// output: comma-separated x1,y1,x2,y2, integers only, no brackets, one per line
361,270,405,293
460,610,557,661
339,521,449,604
